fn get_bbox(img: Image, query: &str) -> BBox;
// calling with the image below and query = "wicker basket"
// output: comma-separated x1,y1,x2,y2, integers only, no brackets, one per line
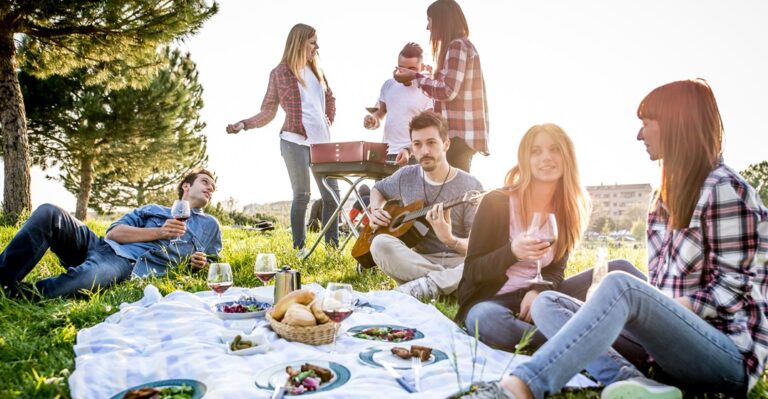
266,311,337,345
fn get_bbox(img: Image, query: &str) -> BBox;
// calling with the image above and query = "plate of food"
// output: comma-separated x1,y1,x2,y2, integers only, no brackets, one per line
254,360,350,395
359,344,448,369
220,331,271,356
214,297,271,319
110,379,205,399
347,325,424,342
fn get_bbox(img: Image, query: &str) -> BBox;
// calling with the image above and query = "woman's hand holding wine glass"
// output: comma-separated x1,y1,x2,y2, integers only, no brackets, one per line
526,212,558,285
208,262,233,298
322,282,354,354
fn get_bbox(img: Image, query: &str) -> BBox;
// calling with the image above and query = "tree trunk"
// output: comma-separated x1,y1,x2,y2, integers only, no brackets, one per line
136,183,145,206
75,154,94,220
0,30,32,223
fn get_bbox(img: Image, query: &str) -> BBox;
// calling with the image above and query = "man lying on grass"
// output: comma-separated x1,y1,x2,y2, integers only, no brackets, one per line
0,168,222,299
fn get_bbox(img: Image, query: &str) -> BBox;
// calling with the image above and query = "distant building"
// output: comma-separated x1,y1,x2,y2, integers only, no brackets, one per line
586,183,653,218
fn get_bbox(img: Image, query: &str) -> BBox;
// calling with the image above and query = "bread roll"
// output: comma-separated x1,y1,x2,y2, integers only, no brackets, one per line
282,303,317,327
272,289,316,321
309,300,330,324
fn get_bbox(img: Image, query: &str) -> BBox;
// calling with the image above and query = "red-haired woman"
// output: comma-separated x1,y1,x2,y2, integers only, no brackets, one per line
488,79,768,399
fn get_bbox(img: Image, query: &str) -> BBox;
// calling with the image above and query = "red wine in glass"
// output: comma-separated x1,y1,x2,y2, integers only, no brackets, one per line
254,271,277,283
170,199,191,242
208,282,232,295
527,212,558,285
323,307,354,323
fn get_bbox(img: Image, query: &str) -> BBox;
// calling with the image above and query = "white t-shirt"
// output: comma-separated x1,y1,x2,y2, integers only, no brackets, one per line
281,66,331,146
378,79,433,154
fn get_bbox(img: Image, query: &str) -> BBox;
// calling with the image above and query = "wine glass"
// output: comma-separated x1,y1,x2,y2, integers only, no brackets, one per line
526,213,558,285
207,263,233,298
254,253,278,285
322,282,354,354
170,199,191,242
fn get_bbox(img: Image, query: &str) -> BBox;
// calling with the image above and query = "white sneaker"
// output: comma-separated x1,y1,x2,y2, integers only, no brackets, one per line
601,377,682,399
394,276,439,300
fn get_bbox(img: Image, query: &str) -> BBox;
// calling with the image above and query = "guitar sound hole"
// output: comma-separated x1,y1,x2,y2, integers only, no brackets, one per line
390,214,406,231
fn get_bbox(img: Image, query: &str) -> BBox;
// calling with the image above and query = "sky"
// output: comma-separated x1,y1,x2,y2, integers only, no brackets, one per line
6,0,768,211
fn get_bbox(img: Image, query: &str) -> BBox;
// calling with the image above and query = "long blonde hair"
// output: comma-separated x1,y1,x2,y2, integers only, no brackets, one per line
637,79,723,229
504,124,590,262
280,23,326,91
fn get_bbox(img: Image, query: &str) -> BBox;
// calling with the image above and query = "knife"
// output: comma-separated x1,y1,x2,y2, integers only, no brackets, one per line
380,360,416,393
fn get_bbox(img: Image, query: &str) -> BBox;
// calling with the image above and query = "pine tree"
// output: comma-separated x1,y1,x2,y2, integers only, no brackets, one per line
21,48,207,220
0,0,218,223
741,161,768,205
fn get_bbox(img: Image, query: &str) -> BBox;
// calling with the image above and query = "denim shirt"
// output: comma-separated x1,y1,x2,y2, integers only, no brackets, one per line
105,204,223,278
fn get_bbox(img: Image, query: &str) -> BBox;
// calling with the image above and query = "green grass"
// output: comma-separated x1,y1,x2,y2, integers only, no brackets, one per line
0,222,765,398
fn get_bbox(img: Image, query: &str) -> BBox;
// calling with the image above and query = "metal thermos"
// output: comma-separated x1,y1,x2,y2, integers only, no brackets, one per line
274,266,301,304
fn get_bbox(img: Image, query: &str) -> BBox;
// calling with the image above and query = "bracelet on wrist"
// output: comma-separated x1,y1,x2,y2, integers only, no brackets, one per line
240,120,248,130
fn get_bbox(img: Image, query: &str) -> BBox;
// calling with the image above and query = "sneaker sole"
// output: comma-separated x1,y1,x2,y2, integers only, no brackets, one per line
601,382,682,399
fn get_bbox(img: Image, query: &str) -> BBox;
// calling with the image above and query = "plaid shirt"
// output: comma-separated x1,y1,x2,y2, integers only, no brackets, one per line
647,163,768,389
416,38,489,155
251,63,335,137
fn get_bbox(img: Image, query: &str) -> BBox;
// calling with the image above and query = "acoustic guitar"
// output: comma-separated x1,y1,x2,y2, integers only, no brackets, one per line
351,190,484,268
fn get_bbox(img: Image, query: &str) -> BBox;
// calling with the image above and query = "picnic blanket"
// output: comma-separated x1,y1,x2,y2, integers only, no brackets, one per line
69,284,596,398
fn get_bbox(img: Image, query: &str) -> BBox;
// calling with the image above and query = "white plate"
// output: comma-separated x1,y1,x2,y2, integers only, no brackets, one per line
254,360,351,395
214,298,271,320
222,331,270,356
358,345,448,369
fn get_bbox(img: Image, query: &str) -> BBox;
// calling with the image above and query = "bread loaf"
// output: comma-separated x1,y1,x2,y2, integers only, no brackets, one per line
272,289,316,321
282,303,317,327
309,300,330,324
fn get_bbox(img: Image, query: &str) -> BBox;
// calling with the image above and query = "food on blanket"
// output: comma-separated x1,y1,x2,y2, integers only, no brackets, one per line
122,385,194,399
353,327,417,342
390,347,412,359
282,363,334,395
410,345,433,361
282,303,317,327
221,302,268,313
272,289,316,321
309,300,331,324
229,335,256,351
390,345,433,360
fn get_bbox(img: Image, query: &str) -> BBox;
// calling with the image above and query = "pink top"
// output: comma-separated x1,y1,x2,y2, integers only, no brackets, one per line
495,194,554,295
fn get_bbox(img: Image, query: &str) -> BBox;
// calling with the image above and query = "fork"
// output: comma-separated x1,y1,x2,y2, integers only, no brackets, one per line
411,356,422,392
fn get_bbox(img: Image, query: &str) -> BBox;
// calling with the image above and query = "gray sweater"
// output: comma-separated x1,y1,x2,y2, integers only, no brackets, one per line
373,165,483,254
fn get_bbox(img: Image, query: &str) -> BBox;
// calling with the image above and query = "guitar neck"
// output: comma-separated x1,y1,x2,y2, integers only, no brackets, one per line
404,196,471,222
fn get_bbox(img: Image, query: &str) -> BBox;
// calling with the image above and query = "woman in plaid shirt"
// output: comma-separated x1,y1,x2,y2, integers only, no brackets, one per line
226,23,339,249
393,0,488,173
473,79,768,399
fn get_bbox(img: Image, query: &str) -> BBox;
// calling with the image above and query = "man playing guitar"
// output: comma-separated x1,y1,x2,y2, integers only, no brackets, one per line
367,111,483,300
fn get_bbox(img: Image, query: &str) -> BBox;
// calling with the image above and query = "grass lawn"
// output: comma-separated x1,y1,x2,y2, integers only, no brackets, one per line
0,222,765,398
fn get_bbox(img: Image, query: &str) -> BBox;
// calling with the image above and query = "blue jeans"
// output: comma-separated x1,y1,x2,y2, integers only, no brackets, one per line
280,139,340,249
465,260,648,359
0,204,134,298
512,272,746,398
